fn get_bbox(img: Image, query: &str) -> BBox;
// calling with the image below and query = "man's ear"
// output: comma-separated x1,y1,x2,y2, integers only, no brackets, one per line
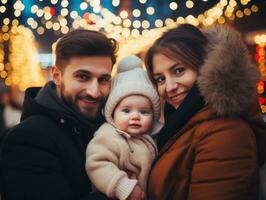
51,66,62,86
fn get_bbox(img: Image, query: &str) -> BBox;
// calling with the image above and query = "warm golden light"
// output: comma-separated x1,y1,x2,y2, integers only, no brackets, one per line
155,19,163,27
139,0,147,4
186,0,194,8
123,19,131,27
51,0,58,4
31,5,38,13
251,5,259,12
147,7,155,15
61,0,69,8
0,6,6,13
112,0,120,7
70,11,78,19
142,20,150,29
8,25,46,91
236,10,244,18
133,20,141,28
133,9,141,17
37,26,45,35
244,8,251,16
120,10,128,19
2,25,9,32
36,9,44,17
80,2,88,10
176,16,185,24
169,2,178,10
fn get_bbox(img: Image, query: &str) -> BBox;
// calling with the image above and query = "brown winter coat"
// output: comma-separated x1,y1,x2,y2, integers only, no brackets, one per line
148,26,266,200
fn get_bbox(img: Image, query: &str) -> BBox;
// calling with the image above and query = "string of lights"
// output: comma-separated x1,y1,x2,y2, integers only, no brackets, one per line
0,0,264,91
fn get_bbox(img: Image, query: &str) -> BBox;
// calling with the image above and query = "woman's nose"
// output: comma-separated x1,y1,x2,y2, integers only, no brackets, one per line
165,78,178,93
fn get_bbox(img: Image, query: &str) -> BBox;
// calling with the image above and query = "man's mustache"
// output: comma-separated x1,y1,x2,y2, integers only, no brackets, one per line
79,95,101,102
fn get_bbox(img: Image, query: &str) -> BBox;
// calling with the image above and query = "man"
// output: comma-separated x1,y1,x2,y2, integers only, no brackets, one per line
0,29,117,200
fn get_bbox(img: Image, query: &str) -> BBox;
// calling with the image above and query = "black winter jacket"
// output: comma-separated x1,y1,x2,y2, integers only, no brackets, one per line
0,82,110,200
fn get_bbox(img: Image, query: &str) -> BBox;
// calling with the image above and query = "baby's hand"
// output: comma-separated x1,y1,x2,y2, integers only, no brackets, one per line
128,185,145,200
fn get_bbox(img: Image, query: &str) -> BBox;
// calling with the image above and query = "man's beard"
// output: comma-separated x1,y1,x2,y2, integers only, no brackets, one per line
60,84,106,121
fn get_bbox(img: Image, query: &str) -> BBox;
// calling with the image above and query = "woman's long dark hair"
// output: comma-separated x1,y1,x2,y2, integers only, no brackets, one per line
145,24,208,85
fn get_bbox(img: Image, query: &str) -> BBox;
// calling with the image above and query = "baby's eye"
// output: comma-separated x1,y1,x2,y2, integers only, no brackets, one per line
140,110,151,115
122,108,130,113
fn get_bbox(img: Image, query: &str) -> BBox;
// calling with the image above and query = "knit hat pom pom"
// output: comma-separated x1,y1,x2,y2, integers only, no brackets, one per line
116,55,143,73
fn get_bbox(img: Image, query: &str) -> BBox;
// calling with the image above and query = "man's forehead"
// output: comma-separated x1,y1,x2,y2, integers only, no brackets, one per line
66,56,113,74
70,65,112,77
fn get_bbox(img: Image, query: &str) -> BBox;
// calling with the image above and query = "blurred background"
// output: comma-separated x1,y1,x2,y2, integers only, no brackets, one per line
0,0,265,120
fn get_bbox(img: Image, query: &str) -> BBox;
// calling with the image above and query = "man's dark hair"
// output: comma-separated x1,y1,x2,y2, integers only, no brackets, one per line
55,29,118,70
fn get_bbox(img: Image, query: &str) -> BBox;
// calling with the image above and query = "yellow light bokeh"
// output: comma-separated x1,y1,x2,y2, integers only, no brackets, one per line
51,0,58,4
61,8,69,16
61,26,69,34
2,25,9,33
244,8,251,16
3,33,9,41
169,2,178,10
61,0,69,8
186,0,194,9
0,6,6,13
251,5,258,12
3,18,10,25
0,70,7,78
155,19,163,27
139,0,147,4
37,26,45,35
120,10,128,19
132,9,141,18
112,0,120,7
236,10,244,18
0,63,4,71
147,7,155,15
123,19,131,28
80,2,88,10
220,0,228,6
70,11,78,19
142,20,150,29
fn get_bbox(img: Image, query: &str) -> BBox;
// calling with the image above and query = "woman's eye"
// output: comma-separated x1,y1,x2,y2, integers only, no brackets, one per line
154,76,165,84
173,67,185,75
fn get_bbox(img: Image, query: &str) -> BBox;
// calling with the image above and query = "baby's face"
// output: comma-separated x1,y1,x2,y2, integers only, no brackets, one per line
113,95,153,137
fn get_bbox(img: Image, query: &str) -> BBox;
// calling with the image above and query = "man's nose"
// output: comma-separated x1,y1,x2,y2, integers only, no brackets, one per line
165,77,178,93
86,79,101,98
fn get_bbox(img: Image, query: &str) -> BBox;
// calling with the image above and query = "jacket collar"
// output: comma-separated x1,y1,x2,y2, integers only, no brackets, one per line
157,84,205,150
21,81,105,133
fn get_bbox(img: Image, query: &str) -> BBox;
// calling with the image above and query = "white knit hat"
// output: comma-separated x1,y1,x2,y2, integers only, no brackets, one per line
105,55,161,130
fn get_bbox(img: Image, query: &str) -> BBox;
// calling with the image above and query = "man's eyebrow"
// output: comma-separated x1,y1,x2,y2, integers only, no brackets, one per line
101,74,112,78
73,69,91,75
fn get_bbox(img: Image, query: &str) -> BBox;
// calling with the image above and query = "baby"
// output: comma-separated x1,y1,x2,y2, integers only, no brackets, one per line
85,55,162,200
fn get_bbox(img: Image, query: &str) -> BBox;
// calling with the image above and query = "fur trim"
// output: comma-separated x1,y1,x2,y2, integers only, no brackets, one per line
197,25,260,116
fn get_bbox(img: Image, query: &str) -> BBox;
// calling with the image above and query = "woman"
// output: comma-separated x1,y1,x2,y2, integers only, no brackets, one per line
145,24,266,200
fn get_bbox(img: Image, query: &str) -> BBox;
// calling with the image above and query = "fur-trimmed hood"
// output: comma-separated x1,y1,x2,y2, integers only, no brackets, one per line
197,25,260,116
197,26,266,166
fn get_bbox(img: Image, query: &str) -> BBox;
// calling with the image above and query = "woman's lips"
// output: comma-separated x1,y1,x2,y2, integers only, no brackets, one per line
169,90,189,102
